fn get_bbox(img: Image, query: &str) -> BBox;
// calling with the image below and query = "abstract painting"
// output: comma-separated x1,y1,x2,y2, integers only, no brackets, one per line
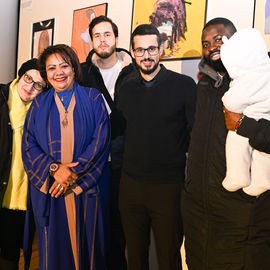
131,0,207,60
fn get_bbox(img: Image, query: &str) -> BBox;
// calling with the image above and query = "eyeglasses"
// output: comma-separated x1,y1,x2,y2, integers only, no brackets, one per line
133,46,160,57
23,73,45,92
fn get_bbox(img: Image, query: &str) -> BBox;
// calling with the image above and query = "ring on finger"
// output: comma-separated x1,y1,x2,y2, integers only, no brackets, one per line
56,184,61,190
60,186,64,191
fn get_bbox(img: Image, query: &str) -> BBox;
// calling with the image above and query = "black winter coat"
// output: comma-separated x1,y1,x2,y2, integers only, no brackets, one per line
81,48,134,170
182,63,270,270
0,83,12,207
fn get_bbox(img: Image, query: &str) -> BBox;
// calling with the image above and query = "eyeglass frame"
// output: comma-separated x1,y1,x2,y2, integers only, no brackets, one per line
133,46,160,57
23,73,45,92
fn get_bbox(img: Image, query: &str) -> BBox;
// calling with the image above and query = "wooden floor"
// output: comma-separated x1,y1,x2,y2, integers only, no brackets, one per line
19,233,38,270
18,233,188,270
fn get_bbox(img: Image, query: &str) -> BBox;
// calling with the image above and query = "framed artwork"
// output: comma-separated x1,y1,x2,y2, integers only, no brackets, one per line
31,18,55,58
253,0,270,51
131,0,208,60
71,3,108,63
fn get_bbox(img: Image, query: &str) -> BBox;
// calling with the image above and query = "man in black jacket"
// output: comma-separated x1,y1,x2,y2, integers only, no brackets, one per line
116,24,196,270
182,17,270,270
81,15,132,270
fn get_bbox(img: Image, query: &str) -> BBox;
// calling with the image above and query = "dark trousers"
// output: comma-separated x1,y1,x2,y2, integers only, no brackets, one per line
119,173,183,270
0,208,26,269
107,168,127,270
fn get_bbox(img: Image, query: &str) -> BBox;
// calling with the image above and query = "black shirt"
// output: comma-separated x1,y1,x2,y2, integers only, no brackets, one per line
116,65,196,183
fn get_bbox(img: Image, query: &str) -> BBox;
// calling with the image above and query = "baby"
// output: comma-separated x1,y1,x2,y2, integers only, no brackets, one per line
221,28,270,196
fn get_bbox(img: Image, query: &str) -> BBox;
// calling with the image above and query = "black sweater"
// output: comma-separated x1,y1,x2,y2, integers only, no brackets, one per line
116,65,197,183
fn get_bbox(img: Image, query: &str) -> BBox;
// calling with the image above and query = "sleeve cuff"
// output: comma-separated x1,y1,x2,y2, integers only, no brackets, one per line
40,177,50,194
236,116,259,139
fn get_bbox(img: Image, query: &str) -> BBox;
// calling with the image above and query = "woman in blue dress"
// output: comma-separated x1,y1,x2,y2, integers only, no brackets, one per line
22,44,110,270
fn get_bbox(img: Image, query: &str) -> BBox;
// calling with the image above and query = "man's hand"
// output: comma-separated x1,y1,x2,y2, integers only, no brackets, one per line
223,106,244,131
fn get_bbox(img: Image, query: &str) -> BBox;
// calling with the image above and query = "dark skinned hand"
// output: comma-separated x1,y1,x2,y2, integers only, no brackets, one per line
223,106,244,131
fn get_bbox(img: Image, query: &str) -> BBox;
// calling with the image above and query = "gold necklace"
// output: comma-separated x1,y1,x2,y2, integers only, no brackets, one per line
62,110,68,128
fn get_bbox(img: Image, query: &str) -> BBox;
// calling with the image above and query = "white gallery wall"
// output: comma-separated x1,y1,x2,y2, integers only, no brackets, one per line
17,0,256,82
0,0,19,83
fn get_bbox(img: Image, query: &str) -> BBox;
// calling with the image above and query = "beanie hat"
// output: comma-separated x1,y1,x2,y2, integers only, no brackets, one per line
18,58,39,78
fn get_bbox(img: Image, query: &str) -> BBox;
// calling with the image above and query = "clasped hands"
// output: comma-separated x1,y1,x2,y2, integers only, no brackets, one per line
49,162,79,198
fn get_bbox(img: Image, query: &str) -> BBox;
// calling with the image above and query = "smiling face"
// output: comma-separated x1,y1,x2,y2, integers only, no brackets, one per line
202,24,233,72
17,69,45,103
132,34,163,80
91,21,118,59
45,53,75,92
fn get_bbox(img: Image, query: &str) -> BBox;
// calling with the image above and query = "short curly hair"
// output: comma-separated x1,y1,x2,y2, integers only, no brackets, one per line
203,17,237,35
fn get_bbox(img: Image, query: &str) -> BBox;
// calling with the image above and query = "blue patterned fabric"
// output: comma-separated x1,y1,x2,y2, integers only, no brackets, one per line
22,82,110,270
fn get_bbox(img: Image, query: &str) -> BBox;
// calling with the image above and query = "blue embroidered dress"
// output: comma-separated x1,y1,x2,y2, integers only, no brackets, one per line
22,82,110,270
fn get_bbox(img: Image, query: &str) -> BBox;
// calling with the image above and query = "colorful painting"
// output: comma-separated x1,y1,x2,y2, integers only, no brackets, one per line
71,3,108,63
31,18,55,58
265,0,270,34
253,0,270,51
131,0,207,60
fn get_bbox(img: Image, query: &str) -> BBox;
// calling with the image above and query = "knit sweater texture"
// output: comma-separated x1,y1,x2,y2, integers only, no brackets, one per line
116,65,196,183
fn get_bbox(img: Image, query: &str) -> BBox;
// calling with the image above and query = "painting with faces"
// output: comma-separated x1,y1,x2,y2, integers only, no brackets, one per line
31,18,55,58
71,3,108,63
131,0,207,60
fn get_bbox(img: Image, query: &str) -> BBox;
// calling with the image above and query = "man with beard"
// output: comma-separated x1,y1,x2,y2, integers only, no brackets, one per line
115,24,196,270
81,15,133,270
182,17,270,270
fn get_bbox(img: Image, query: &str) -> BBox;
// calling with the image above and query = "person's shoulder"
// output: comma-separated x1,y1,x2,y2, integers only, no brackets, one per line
82,50,95,65
116,47,131,55
81,61,90,73
0,83,6,90
166,68,191,79
81,59,92,73
0,82,10,106
81,85,102,100
120,63,136,79
0,82,10,95
81,50,96,71
116,48,131,60
165,69,196,87
31,88,52,108
198,73,210,85
117,64,137,88
116,48,132,67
